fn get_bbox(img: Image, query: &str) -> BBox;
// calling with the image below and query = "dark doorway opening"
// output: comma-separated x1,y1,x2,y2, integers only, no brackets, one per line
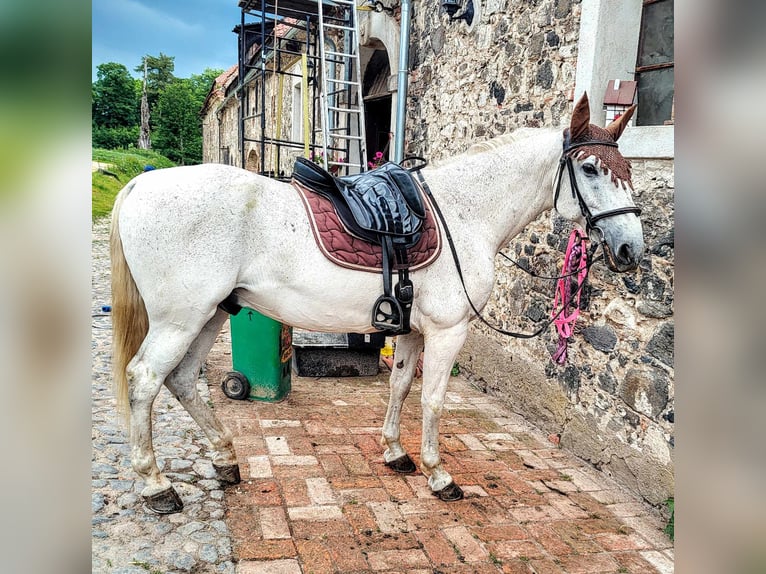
363,49,392,167
364,96,392,166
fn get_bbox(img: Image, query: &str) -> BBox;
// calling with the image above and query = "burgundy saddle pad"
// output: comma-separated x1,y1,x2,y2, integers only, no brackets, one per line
292,180,442,273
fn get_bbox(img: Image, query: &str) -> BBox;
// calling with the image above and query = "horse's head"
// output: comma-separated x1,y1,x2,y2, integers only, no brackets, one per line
554,93,644,272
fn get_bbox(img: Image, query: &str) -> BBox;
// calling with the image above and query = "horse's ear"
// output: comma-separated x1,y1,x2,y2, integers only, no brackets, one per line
570,92,590,140
605,104,636,141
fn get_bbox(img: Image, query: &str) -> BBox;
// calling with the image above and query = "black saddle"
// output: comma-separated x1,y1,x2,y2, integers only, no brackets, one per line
293,157,426,334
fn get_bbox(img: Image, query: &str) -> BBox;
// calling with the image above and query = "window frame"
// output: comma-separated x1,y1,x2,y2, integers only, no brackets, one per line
574,0,674,159
634,0,674,126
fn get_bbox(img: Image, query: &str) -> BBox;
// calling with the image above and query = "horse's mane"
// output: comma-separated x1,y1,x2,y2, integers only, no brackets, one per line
428,127,547,168
466,128,542,155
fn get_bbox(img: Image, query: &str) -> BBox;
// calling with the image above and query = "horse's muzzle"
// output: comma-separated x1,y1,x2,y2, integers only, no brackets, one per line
602,240,642,272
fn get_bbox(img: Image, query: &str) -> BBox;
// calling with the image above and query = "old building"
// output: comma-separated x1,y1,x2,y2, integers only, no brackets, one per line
201,0,674,506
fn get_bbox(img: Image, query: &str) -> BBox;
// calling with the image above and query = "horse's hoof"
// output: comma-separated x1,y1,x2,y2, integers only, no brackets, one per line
213,463,241,484
143,487,184,514
434,482,464,502
385,454,417,474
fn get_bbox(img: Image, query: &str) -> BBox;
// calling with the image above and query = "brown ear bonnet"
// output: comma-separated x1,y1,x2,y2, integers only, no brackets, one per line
568,124,634,191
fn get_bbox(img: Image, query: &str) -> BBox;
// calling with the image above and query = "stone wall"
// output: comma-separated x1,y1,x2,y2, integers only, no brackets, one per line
458,160,674,505
406,0,581,159
404,0,674,506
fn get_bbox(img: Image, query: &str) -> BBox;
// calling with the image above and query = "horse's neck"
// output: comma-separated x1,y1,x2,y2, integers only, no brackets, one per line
428,130,562,253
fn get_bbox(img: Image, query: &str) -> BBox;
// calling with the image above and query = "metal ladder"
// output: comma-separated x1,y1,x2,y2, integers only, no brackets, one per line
317,0,367,176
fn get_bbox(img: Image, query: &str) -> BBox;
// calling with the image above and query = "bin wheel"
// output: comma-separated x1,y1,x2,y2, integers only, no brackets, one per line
222,372,250,400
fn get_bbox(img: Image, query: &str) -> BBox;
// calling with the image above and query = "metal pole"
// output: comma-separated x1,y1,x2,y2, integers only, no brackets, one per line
393,0,412,163
260,11,267,174
239,9,246,168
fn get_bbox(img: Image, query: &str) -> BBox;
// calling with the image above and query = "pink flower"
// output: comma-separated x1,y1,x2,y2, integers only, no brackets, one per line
374,151,384,160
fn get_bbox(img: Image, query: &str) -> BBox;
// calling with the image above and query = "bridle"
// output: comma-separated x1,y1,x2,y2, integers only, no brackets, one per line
408,132,643,340
412,164,601,340
553,129,642,241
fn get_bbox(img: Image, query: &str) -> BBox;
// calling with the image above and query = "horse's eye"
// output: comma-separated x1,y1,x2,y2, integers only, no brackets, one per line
582,163,598,176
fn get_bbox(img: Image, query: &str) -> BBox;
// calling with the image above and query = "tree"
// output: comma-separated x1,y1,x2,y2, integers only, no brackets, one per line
92,62,138,128
154,79,198,164
135,53,176,112
137,60,151,149
188,68,222,102
153,69,224,164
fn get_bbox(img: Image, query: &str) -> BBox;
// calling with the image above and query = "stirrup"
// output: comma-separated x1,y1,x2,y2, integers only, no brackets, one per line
372,294,404,332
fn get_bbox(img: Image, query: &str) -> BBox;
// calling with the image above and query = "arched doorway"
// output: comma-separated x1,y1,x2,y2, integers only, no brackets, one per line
245,148,260,172
362,49,392,166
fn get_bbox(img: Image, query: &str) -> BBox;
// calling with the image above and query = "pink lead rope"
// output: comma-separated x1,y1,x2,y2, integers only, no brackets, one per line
551,229,589,364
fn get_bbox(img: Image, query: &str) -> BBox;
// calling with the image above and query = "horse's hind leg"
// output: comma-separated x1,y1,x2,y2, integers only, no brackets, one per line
381,331,423,474
164,309,240,484
127,313,218,514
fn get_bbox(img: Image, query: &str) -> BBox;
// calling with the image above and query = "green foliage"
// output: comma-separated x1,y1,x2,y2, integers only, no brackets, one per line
92,62,139,128
92,125,140,149
91,148,175,220
135,53,176,113
93,55,222,162
153,69,223,165
664,497,674,541
153,79,198,164
189,68,223,100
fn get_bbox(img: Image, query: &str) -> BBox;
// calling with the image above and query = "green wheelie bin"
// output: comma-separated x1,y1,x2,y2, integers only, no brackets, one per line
222,307,292,402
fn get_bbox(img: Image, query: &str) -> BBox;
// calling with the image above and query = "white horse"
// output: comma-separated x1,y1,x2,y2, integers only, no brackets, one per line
110,94,643,513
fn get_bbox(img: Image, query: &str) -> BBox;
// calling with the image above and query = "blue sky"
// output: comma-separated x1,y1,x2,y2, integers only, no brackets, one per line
92,0,242,81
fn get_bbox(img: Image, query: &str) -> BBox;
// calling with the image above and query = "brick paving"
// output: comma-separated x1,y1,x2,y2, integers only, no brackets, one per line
205,330,673,574
93,216,672,573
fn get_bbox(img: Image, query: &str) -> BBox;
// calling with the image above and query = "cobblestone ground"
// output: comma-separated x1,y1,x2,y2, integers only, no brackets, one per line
94,217,673,574
92,219,236,573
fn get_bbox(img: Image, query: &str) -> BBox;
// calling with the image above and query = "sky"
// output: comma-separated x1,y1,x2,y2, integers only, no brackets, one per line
92,0,243,81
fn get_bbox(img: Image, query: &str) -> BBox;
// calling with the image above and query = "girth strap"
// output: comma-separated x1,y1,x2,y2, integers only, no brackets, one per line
293,157,428,335
371,237,414,334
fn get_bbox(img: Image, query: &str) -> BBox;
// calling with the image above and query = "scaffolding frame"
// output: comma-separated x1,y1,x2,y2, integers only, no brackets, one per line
236,0,367,179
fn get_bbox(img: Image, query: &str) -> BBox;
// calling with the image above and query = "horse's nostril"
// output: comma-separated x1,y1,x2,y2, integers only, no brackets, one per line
617,243,633,265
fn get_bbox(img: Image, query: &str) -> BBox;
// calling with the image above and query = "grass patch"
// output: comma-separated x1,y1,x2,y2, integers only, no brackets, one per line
92,148,175,220
93,148,176,172
92,171,123,221
664,497,674,541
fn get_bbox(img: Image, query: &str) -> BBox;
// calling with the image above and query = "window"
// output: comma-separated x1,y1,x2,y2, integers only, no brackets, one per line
574,0,674,158
635,0,674,126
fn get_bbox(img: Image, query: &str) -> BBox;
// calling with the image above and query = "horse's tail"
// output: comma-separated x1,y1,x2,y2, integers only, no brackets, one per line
110,180,148,424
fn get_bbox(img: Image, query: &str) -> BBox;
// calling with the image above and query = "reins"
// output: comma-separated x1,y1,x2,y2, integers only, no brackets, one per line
551,229,589,363
411,166,603,340
403,128,642,342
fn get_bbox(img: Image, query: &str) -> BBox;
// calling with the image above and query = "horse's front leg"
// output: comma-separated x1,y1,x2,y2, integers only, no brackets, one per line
381,331,424,474
420,323,468,501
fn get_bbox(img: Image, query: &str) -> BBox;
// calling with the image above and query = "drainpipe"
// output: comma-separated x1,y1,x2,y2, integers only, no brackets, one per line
393,0,412,163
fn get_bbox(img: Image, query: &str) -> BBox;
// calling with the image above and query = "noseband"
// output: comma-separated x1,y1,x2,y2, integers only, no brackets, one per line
553,131,642,237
